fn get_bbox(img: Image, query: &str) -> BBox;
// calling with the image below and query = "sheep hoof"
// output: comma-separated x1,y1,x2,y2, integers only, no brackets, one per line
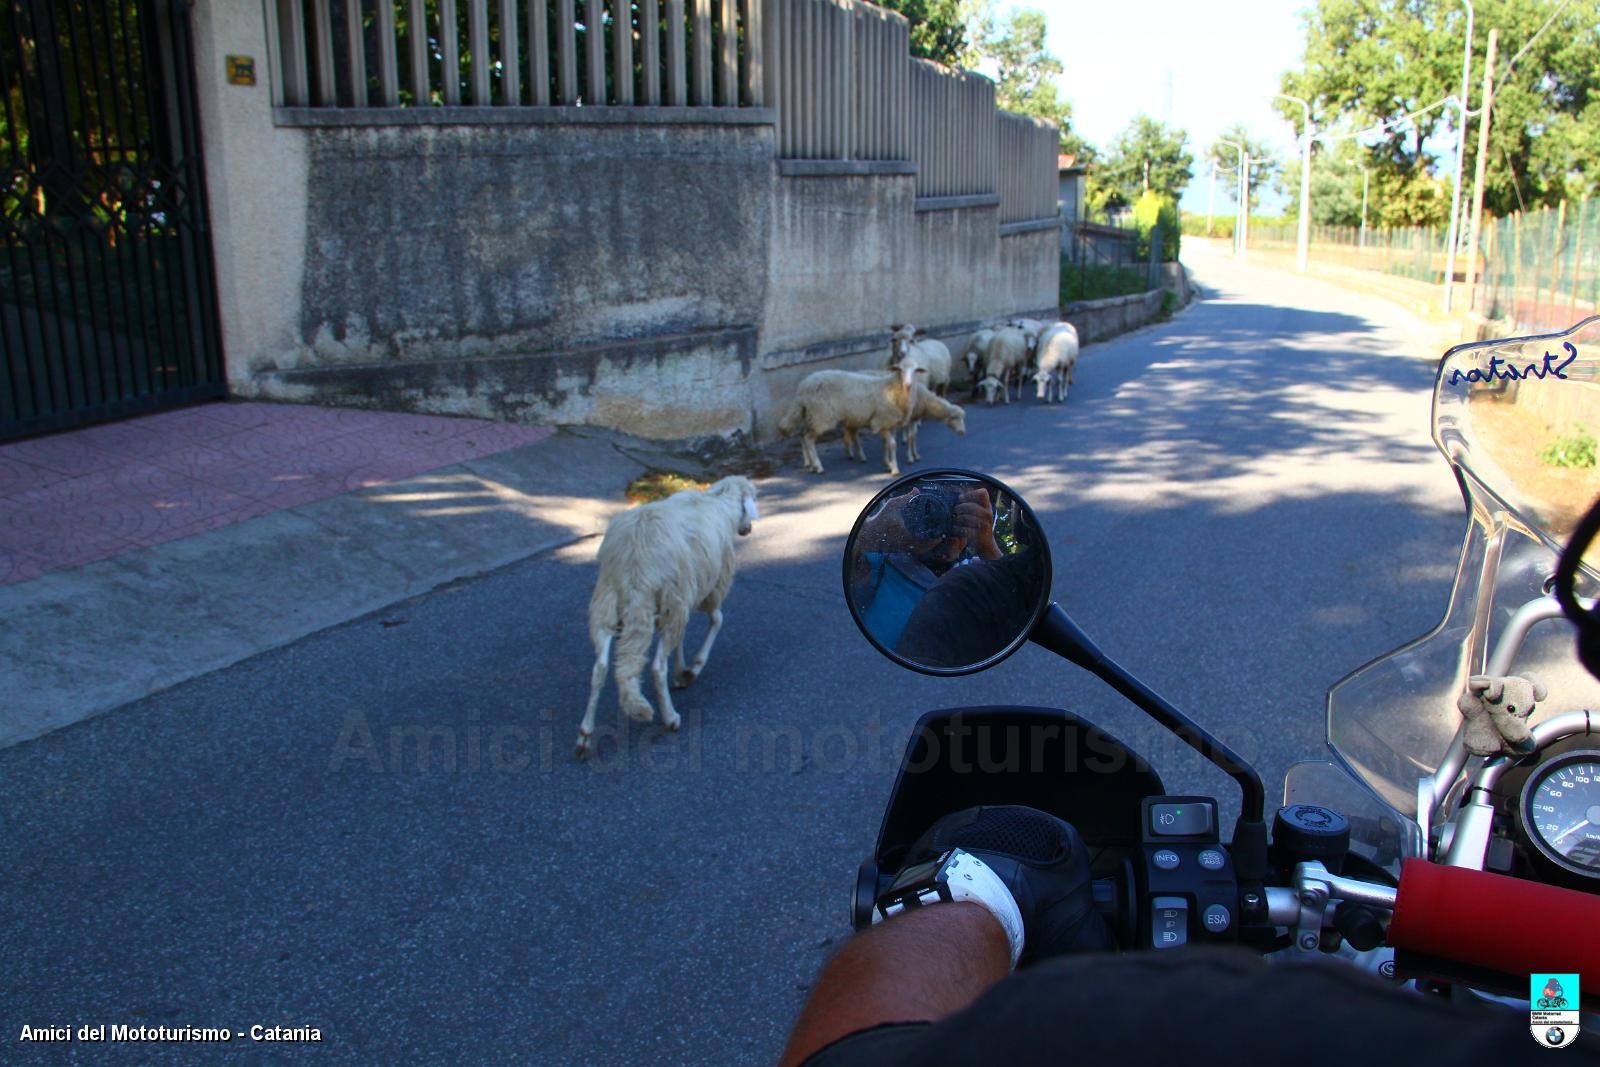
574,733,593,760
672,669,697,689
662,713,682,732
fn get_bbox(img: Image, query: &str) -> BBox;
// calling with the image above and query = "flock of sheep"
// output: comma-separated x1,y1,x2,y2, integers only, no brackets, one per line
777,318,1081,476
574,315,1084,757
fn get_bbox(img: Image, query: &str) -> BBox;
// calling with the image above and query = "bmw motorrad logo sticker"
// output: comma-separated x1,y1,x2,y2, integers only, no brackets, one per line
1530,974,1580,1048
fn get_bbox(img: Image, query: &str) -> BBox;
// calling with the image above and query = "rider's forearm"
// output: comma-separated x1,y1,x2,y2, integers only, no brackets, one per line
777,902,1010,1067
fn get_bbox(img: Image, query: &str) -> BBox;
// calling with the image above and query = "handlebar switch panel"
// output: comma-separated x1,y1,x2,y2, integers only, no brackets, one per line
1136,796,1238,949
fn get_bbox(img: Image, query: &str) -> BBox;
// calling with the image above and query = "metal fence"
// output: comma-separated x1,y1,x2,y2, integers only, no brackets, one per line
997,112,1056,224
271,0,763,107
907,58,993,198
1475,201,1598,335
2,0,226,440
1252,201,1599,335
268,0,1061,224
767,0,909,160
1252,221,1449,285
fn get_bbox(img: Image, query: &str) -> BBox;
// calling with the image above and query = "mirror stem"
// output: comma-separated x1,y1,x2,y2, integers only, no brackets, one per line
1031,603,1267,825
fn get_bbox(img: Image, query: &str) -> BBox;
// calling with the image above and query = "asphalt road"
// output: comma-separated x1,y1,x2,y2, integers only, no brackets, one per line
3,243,1470,1063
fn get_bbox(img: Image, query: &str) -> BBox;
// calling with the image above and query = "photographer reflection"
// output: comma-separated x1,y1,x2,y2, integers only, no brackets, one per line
850,481,1040,664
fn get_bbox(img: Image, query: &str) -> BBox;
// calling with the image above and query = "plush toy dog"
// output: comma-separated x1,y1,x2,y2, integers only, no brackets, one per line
1457,674,1548,756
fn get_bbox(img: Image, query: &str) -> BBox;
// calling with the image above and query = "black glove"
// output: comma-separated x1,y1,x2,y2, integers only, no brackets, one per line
902,804,1114,964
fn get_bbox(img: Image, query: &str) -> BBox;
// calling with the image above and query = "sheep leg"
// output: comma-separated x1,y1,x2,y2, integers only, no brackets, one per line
843,426,865,462
905,419,921,463
651,639,682,731
802,432,824,474
575,631,613,759
675,607,723,688
881,429,900,477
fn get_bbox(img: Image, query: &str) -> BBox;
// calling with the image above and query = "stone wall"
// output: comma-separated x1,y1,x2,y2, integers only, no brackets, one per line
190,1,1061,443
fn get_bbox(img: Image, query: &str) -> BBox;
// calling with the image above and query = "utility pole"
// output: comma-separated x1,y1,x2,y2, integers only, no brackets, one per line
1463,27,1498,308
1274,93,1314,272
1206,161,1217,237
1218,139,1245,256
1360,166,1369,250
1443,0,1476,312
1240,153,1251,259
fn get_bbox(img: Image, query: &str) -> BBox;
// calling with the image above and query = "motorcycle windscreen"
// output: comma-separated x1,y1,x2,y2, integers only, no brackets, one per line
1326,317,1600,821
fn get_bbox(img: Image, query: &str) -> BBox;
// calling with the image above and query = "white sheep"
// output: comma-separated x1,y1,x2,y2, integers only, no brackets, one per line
1033,322,1080,403
902,382,967,463
576,476,759,759
1007,318,1048,363
777,359,925,476
887,324,953,396
976,327,1028,405
961,328,996,392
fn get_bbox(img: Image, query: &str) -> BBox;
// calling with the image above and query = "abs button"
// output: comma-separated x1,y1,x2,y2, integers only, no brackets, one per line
1198,849,1226,871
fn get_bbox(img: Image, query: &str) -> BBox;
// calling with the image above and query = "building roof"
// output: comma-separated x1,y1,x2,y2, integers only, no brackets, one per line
1058,153,1085,176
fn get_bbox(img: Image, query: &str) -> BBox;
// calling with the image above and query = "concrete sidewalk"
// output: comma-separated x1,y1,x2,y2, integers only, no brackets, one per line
0,401,679,750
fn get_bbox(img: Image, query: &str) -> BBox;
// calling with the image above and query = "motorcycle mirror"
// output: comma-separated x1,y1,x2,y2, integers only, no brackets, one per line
842,469,1052,675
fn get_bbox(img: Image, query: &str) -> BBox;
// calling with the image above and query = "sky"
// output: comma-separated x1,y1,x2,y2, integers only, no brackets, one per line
1032,0,1313,215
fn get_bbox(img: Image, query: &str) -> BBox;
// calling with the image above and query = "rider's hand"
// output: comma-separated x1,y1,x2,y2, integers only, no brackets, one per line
902,805,1113,964
950,489,1002,560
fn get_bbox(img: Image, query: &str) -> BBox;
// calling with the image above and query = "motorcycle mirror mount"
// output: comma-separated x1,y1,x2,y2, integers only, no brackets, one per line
1030,604,1270,879
843,468,1270,879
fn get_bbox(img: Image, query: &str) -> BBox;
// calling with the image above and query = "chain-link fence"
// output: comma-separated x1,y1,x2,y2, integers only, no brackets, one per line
1475,200,1599,335
1249,201,1598,335
1251,221,1451,284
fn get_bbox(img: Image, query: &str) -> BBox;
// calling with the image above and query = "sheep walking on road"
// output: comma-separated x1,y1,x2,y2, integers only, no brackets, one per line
975,327,1028,405
1034,322,1080,403
575,476,760,759
903,383,967,463
778,357,926,476
961,329,995,393
887,324,953,396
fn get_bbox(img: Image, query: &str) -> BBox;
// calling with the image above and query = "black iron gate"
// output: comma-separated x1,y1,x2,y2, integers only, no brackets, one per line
1,0,224,441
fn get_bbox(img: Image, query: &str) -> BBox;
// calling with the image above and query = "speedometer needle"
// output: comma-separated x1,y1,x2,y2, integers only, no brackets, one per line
1552,820,1591,844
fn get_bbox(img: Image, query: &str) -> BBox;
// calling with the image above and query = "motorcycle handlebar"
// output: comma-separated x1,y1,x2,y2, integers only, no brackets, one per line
1388,859,1600,977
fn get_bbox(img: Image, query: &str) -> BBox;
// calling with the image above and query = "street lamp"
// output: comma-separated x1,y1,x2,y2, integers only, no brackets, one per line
1205,160,1218,237
1358,164,1369,249
1216,140,1247,256
1273,93,1314,273
1443,0,1474,311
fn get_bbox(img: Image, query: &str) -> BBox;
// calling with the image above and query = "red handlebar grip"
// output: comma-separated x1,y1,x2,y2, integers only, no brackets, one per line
1389,858,1600,975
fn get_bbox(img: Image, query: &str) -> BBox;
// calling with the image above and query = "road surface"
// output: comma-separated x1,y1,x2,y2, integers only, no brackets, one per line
3,242,1468,1063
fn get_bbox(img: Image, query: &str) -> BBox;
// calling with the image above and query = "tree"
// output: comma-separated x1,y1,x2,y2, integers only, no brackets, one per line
1205,125,1279,211
872,0,975,64
1093,115,1194,212
966,7,1096,158
1278,0,1600,223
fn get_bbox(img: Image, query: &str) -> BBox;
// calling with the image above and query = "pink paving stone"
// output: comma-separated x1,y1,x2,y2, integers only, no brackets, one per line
0,428,126,477
0,453,61,498
2,401,556,584
0,550,49,586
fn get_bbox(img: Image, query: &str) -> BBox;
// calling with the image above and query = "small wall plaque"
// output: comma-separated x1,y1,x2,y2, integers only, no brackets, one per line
226,55,256,86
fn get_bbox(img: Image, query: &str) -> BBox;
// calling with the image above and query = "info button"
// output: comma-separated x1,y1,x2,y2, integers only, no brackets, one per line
1151,803,1214,837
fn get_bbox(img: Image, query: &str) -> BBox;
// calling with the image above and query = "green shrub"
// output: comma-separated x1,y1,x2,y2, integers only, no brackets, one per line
1539,427,1597,469
1133,191,1181,262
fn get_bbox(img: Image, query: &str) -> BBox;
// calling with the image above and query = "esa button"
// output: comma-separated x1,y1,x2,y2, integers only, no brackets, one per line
1203,904,1231,933
1199,849,1226,871
1153,849,1180,870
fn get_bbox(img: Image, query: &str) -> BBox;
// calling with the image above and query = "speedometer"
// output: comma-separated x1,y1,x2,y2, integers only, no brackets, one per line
1522,751,1600,879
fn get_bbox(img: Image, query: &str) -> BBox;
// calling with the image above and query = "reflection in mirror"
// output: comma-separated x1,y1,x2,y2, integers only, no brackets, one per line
845,473,1050,672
